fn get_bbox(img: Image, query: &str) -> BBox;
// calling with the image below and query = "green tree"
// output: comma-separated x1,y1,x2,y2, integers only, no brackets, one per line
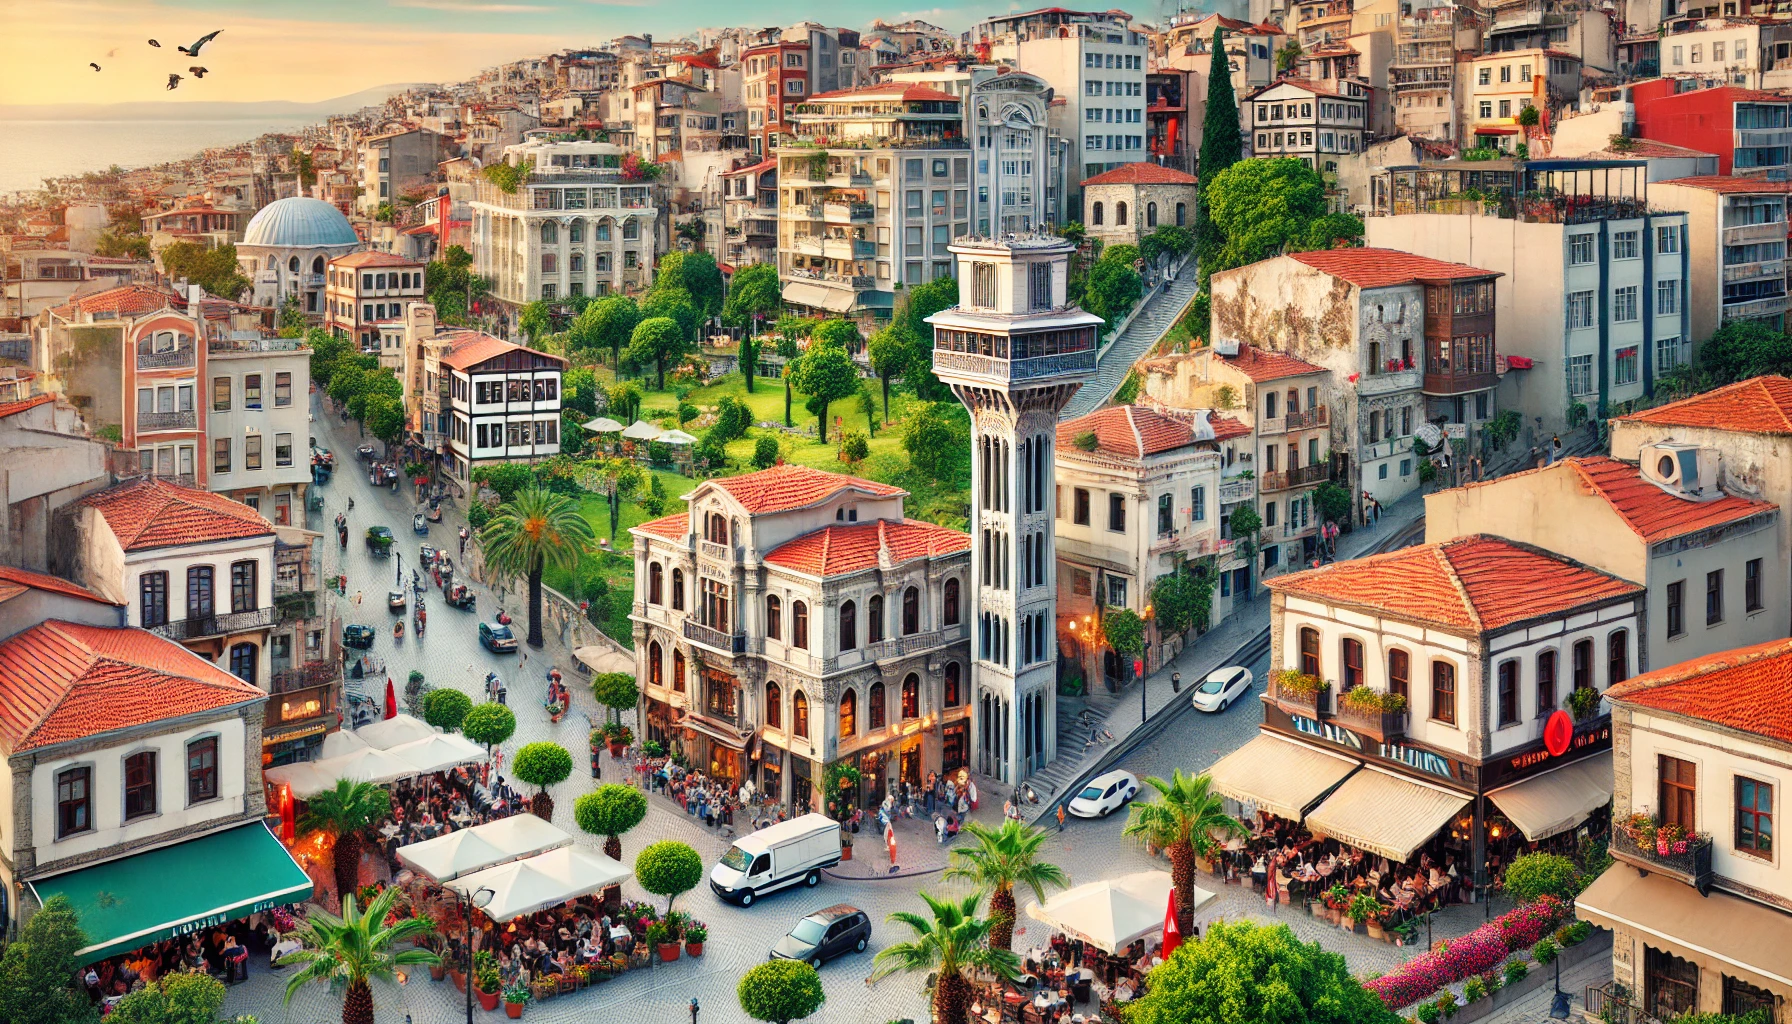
640,289,702,350
777,334,803,426
0,894,97,1024
788,343,862,443
867,322,911,417
626,316,687,391
279,888,439,1024
723,262,782,331
590,672,639,723
587,457,643,542
1151,568,1216,637
677,402,698,426
871,892,1020,1024
1502,852,1585,904
307,328,354,386
1205,159,1364,278
422,685,473,732
93,228,151,260
1123,771,1247,931
606,381,644,423
1102,608,1146,666
1083,259,1144,336
811,317,860,352
1276,38,1304,72
1699,319,1792,384
471,462,533,502
1312,480,1352,525
461,701,517,752
1195,27,1243,285
481,487,596,649
841,431,870,465
738,959,826,1024
654,250,725,319
424,245,491,326
512,741,574,820
107,971,225,1024
899,277,958,401
363,394,406,445
1128,920,1400,1024
519,299,557,344
574,784,649,861
740,331,760,393
298,779,392,907
753,435,781,469
563,366,600,415
857,385,878,436
159,241,249,300
276,294,308,337
902,402,968,483
1228,503,1262,594
635,840,704,914
570,295,640,365
711,395,753,443
944,820,1070,951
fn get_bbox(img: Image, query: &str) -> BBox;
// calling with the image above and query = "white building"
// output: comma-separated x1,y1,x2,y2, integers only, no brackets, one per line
205,337,312,522
0,395,112,573
440,333,566,487
1244,78,1371,172
235,197,363,314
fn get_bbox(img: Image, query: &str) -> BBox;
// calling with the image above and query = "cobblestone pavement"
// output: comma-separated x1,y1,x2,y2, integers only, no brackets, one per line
1475,954,1612,1024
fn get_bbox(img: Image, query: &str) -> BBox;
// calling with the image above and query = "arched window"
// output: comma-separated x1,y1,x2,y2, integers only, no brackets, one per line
311,255,325,273
1298,626,1321,676
670,568,684,611
570,221,585,243
902,586,920,635
672,649,686,692
867,594,884,643
265,256,277,270
792,690,809,739
1607,630,1629,686
542,221,558,244
840,688,857,737
792,601,809,649
765,681,782,728
944,662,962,707
1116,201,1129,226
840,600,857,651
649,641,663,688
648,562,663,604
869,682,887,729
288,256,300,273
1176,202,1187,226
1146,202,1158,227
1572,638,1593,689
705,511,727,543
766,595,782,640
1091,201,1104,226
1341,637,1364,690
944,578,960,625
901,673,920,720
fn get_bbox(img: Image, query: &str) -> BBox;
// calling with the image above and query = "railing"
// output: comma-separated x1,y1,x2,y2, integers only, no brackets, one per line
304,274,326,287
823,202,875,223
210,337,306,353
150,472,197,488
137,410,197,431
1586,983,1668,1024
1218,477,1255,504
1149,530,1236,558
137,345,196,370
863,624,965,662
1724,259,1786,283
1272,678,1331,718
1334,701,1407,741
1722,221,1786,245
932,349,1097,382
271,660,340,694
1723,295,1791,320
148,605,276,641
699,540,736,563
1362,434,1415,462
1357,366,1423,396
1261,464,1329,491
1423,369,1500,395
1609,824,1714,895
1286,406,1328,430
683,619,746,655
1736,128,1792,150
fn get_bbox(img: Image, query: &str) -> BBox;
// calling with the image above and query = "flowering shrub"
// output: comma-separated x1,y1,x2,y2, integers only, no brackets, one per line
1495,894,1565,949
1323,884,1353,911
1339,687,1409,716
1366,898,1571,1008
1618,813,1704,854
1270,668,1328,699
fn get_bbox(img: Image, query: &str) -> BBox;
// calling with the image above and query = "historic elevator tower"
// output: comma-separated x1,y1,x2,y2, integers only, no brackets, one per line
929,236,1101,784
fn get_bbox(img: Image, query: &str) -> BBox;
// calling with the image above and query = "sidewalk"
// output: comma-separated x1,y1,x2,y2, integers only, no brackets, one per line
1474,950,1611,1024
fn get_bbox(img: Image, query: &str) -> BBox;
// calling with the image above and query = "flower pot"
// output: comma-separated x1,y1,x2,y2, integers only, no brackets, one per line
840,844,853,861
448,968,466,991
478,988,501,1011
657,942,681,962
504,1001,524,1019
1367,922,1385,941
429,964,446,981
1308,900,1324,917
685,941,704,957
608,740,624,757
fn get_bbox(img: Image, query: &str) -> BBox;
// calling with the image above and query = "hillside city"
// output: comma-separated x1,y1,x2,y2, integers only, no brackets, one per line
0,5,1789,1024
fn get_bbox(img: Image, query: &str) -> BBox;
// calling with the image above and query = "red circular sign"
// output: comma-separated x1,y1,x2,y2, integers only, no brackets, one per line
1543,709,1574,757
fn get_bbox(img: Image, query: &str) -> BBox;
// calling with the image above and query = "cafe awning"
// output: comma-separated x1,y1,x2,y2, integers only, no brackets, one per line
1486,751,1613,841
447,846,633,921
582,416,625,433
1577,865,1792,990
620,420,663,440
573,645,633,674
1204,733,1360,821
29,821,312,965
781,280,855,313
1303,764,1472,863
387,732,487,775
398,813,574,882
1023,871,1213,954
355,713,437,750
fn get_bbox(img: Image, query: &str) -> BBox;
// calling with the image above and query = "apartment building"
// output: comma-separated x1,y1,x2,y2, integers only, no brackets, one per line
0,394,112,572
205,335,311,526
742,40,811,156
1650,175,1792,337
1462,49,1582,149
470,139,661,309
720,157,779,271
1392,0,1464,142
440,333,566,486
356,128,452,216
324,251,428,352
630,464,971,810
1244,78,1371,171
1629,83,1792,176
1579,637,1792,1019
1483,0,1615,72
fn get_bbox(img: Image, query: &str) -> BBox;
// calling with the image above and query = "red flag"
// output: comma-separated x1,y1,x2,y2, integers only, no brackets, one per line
384,677,398,720
1161,887,1183,960
885,822,898,865
280,785,296,844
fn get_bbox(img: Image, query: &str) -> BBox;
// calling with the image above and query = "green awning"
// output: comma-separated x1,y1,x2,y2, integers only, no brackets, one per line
30,821,313,964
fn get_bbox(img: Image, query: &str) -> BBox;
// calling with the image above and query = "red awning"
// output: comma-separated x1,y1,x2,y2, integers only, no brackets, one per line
1474,126,1520,135
1506,356,1534,369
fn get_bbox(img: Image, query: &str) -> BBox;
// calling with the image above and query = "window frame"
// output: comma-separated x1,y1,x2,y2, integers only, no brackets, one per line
1430,660,1457,726
186,735,219,805
57,765,92,839
1735,775,1773,858
123,749,158,821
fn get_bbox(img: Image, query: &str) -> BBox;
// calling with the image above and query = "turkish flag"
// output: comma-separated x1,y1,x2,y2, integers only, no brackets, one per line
279,785,296,844
1161,887,1183,960
384,677,398,720
886,823,898,865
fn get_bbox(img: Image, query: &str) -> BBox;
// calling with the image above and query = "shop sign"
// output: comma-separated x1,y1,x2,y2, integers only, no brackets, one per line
1484,719,1611,790
1273,705,1469,785
172,898,286,940
262,723,327,746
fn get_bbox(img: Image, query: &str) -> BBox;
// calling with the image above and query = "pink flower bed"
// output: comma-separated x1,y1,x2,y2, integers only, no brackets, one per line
1366,897,1568,1009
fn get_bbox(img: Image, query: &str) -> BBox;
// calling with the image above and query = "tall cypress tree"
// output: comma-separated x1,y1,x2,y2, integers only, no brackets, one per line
1195,27,1243,289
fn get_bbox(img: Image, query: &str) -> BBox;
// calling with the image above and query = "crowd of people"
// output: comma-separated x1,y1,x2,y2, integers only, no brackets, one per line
80,910,301,1014
1222,812,1471,926
967,930,1169,1024
374,765,527,871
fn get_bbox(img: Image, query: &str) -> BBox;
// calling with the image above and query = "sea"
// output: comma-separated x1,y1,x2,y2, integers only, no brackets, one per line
0,117,320,196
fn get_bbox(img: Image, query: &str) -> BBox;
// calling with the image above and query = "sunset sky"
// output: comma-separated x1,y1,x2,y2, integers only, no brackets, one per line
0,0,974,108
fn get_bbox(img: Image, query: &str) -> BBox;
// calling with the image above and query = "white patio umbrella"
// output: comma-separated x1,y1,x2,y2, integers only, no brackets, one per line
321,727,370,759
573,645,633,675
658,429,699,445
312,746,419,791
583,416,625,433
263,761,331,799
1023,871,1214,953
446,846,633,921
398,814,575,882
355,713,437,750
620,420,663,440
386,733,486,775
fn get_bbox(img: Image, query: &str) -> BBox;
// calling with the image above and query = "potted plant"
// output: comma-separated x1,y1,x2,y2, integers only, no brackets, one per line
447,956,466,992
475,952,502,1011
1351,894,1386,939
502,981,530,1018
647,921,679,962
1566,686,1602,721
1323,884,1352,926
684,921,707,957
840,830,854,861
603,722,634,757
422,931,447,980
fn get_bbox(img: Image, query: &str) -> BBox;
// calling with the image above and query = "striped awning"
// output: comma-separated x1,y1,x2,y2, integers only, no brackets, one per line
781,280,855,313
1487,751,1612,841
1303,764,1471,863
1204,733,1359,822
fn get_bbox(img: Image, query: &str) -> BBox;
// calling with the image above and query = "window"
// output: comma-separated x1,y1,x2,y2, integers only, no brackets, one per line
1157,494,1173,535
1431,661,1457,725
1567,354,1594,396
1659,755,1698,830
1116,201,1128,226
1656,279,1680,316
1478,67,1492,85
1708,568,1724,625
1341,638,1364,690
1736,776,1773,857
766,595,781,640
765,681,781,728
1106,576,1127,606
1568,234,1595,265
1646,947,1699,1020
1724,976,1775,1021
275,433,293,467
1498,660,1519,726
1029,263,1052,311
1107,493,1126,532
1608,629,1629,685
792,601,809,649
839,600,857,651
840,688,857,737
1658,224,1681,253
672,650,685,692
1616,346,1639,386
229,560,257,613
1666,580,1686,638
275,372,292,407
670,568,684,611
902,586,920,635
648,562,662,604
945,662,962,707
1573,638,1594,690
57,766,91,838
213,437,230,474
1191,486,1205,522
1613,230,1640,259
1073,488,1090,525
213,376,231,411
1537,650,1557,714
1614,286,1639,323
944,578,960,625
245,433,262,470
792,690,809,739
1746,558,1763,612
901,674,920,719
187,736,218,804
1299,627,1321,676
1388,648,1410,700
124,750,157,820
868,594,885,643
244,374,262,410
140,571,168,628
187,566,214,619
1090,201,1104,226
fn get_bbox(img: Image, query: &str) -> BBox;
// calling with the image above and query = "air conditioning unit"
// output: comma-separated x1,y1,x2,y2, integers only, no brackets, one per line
1638,442,1724,502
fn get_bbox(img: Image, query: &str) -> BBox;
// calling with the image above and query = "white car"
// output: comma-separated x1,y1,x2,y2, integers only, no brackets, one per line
1191,666,1254,713
1067,769,1139,818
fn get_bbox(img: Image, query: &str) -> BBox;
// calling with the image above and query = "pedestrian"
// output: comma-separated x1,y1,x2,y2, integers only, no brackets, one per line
1057,803,1066,832
1547,434,1562,466
352,590,363,606
460,525,469,555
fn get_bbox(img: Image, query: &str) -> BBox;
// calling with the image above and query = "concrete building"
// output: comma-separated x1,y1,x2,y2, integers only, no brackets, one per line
742,39,811,157
1081,163,1197,250
324,251,428,353
1244,78,1371,171
630,465,971,809
720,157,779,271
1628,83,1792,177
1461,49,1581,150
0,395,114,572
1648,176,1791,339
357,128,452,216
930,235,1101,783
235,197,363,316
440,333,566,487
1391,0,1467,142
204,335,311,525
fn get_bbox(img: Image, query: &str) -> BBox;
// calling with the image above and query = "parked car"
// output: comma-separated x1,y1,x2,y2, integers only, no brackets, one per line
770,905,871,968
1067,769,1138,818
1191,666,1254,713
479,621,518,653
710,813,842,907
342,624,377,650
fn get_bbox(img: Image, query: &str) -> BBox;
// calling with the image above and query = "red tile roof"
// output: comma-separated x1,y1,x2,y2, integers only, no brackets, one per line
1210,414,1251,441
439,333,520,371
51,284,176,320
1605,636,1792,745
1288,248,1499,288
1082,163,1199,186
763,518,970,576
1268,535,1642,632
75,478,272,552
635,511,689,541
807,83,961,103
330,250,425,268
709,464,906,515
1057,406,1203,457
0,621,264,752
1660,175,1792,194
1216,345,1326,381
722,157,778,178
0,394,55,419
1564,456,1774,543
1618,376,1792,435
0,566,119,607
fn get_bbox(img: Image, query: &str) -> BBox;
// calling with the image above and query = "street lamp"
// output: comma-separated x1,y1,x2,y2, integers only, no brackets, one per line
449,884,494,1024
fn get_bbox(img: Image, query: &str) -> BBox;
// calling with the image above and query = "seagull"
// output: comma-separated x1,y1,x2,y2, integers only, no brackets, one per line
189,66,208,78
178,30,222,56
89,62,101,72
147,38,160,47
106,47,118,57
166,73,182,90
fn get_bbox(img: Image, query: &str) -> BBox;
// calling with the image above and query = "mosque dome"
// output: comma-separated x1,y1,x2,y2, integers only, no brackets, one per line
242,197,359,248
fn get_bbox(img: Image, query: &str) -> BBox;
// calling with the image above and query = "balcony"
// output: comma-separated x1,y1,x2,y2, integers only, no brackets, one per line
1423,368,1499,396
823,201,874,224
791,202,825,220
210,337,306,354
699,539,738,564
683,619,746,655
137,343,196,371
932,348,1097,383
1722,221,1786,245
1261,463,1329,492
271,660,340,694
1722,258,1786,283
1149,529,1236,559
827,170,875,188
1610,822,1714,896
1269,673,1331,718
1722,295,1792,321
863,624,966,662
1218,477,1256,505
148,605,276,642
1357,366,1423,396
137,410,198,431
1261,405,1328,435
304,274,326,287
1362,434,1415,462
1736,128,1792,151
1334,701,1407,742
793,236,876,261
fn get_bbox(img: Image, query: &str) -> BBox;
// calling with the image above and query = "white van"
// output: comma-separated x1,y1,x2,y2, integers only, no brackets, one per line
708,813,842,906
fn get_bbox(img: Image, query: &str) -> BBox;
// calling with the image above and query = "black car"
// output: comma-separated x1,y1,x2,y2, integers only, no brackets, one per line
479,621,518,653
342,624,377,650
770,905,871,969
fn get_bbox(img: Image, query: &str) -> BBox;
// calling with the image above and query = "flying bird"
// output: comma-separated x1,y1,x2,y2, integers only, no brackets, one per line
189,66,208,78
148,39,160,47
89,62,101,71
178,30,222,56
166,73,182,90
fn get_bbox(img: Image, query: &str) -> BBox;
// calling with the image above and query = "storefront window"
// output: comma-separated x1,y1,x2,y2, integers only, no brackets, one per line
1645,946,1699,1019
901,673,920,720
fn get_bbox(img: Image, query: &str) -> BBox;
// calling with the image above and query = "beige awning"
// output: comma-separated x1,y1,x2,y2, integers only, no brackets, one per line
1204,732,1360,822
1486,751,1613,841
781,280,855,313
1303,764,1471,863
1577,865,1792,990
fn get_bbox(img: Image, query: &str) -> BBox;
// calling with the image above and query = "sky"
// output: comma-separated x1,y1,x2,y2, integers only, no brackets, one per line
0,0,981,108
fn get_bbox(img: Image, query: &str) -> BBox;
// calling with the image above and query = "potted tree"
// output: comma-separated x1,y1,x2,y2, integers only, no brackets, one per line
512,741,574,821
840,829,854,861
647,921,679,962
684,921,707,957
475,952,502,1011
503,981,530,1018
1349,893,1385,938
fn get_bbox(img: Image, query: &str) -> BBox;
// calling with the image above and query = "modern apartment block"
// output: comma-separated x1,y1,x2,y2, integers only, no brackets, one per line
720,157,779,270
1629,83,1792,176
1650,175,1792,338
1392,0,1464,142
356,127,453,216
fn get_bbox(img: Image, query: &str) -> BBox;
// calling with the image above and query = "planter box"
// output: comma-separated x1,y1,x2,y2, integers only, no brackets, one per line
1455,994,1492,1023
1275,689,1330,719
1610,828,1714,895
1334,704,1407,742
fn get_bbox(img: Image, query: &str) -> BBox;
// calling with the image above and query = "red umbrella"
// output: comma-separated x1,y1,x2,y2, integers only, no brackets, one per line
279,785,296,844
384,677,398,720
1161,886,1183,960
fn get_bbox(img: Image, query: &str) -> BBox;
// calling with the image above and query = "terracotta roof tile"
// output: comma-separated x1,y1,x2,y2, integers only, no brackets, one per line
1057,406,1203,457
763,518,969,576
1618,376,1792,434
1269,535,1641,632
1605,636,1792,745
1287,248,1499,288
1216,345,1327,382
0,566,119,607
1564,456,1774,543
76,478,272,552
635,511,690,540
708,464,906,515
1659,175,1792,194
1210,414,1251,441
53,285,176,320
330,251,425,268
1590,140,1715,159
0,394,55,418
1082,163,1199,186
0,621,265,752
440,334,522,371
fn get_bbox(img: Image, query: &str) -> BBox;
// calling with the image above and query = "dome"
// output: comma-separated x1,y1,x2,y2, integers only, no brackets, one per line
241,197,359,248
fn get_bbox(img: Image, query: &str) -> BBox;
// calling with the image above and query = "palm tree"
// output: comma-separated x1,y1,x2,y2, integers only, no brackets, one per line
1122,770,1246,931
480,485,597,648
871,892,1020,1024
298,779,391,906
944,820,1070,951
280,887,439,1024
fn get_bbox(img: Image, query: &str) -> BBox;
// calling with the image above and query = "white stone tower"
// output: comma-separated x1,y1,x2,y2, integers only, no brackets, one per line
929,236,1101,784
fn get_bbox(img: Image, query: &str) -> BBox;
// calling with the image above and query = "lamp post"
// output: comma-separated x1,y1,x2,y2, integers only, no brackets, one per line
1139,603,1155,724
451,884,494,1024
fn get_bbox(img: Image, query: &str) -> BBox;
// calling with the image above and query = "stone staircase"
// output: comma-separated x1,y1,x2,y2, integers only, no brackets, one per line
1060,268,1202,421
1026,681,1126,799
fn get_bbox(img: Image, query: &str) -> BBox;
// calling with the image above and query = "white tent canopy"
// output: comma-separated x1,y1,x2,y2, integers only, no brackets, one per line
573,645,633,675
321,727,370,759
355,714,437,750
1024,871,1214,953
265,745,418,798
387,733,487,776
620,420,663,440
397,814,574,882
262,761,330,799
658,429,699,445
583,416,625,433
447,845,633,921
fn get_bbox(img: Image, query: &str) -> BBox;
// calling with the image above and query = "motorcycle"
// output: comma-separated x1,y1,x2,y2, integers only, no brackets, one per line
414,605,427,636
